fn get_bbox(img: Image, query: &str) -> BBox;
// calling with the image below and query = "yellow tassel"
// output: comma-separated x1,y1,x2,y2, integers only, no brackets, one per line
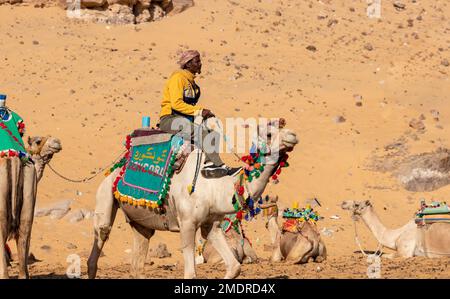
146,201,152,207
292,201,298,209
128,198,133,205
187,185,193,194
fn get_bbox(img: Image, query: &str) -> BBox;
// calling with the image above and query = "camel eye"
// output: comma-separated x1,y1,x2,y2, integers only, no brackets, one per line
35,140,42,145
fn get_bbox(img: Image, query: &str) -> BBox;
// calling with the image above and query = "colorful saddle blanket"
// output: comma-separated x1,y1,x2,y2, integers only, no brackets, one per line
282,206,319,222
113,129,184,210
281,206,320,233
0,108,28,161
415,201,450,226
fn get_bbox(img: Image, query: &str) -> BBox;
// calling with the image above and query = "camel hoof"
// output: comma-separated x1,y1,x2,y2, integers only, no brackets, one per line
314,256,325,263
224,263,241,279
184,272,197,279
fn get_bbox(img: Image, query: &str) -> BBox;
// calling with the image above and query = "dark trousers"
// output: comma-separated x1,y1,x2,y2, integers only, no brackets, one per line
159,115,224,166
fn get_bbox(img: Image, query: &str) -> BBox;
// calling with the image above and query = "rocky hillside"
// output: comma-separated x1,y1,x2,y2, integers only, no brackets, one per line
0,0,194,24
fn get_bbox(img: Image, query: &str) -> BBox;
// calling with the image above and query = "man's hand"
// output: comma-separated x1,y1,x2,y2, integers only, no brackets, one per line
201,109,215,119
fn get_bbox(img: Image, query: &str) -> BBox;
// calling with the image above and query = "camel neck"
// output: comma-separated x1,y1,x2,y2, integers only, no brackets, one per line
360,207,413,250
247,163,277,199
267,215,280,245
32,155,45,183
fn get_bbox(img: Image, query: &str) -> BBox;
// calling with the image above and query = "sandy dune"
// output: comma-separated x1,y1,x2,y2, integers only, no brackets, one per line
0,0,449,278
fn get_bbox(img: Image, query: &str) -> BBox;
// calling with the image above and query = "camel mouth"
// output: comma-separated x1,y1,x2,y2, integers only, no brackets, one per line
341,200,355,211
49,143,62,152
47,139,63,152
280,130,298,152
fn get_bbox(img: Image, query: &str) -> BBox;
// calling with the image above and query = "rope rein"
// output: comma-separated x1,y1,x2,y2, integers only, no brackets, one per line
47,149,127,183
351,213,384,258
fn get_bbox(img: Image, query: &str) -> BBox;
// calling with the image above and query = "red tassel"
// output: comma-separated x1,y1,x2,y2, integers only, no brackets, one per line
272,174,278,180
238,186,244,196
236,211,243,220
276,168,281,175
280,161,286,167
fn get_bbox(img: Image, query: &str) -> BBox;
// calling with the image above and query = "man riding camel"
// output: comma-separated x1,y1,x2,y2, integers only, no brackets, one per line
159,50,241,179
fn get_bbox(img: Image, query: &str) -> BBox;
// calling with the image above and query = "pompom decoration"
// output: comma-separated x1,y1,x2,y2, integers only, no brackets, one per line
231,146,291,222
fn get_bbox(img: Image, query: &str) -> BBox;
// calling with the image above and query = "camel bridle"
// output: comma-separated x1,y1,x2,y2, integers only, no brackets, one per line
348,207,385,258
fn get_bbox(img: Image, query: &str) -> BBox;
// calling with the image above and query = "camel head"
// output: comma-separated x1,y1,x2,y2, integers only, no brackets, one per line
341,200,372,219
27,136,62,182
255,118,298,161
27,136,62,165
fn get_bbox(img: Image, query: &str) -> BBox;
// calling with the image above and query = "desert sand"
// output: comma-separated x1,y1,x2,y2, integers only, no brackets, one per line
0,0,449,278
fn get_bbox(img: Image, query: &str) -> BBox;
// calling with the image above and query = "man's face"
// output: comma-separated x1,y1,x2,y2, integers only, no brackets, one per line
188,56,202,74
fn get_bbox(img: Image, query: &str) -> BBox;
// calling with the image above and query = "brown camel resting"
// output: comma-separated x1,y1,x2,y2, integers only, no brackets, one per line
196,214,258,265
263,196,327,264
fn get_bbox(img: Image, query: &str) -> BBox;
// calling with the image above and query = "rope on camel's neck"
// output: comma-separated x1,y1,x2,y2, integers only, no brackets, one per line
351,212,385,258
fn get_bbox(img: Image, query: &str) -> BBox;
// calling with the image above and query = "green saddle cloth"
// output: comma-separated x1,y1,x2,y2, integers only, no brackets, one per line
114,130,183,209
415,201,450,225
0,108,27,159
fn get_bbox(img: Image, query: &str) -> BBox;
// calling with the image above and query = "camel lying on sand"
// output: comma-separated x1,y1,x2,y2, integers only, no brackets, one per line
88,118,298,279
1,136,62,279
263,196,327,264
341,200,450,258
196,216,258,265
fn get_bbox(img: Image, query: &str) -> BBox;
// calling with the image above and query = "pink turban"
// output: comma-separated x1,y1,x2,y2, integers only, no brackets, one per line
178,50,200,67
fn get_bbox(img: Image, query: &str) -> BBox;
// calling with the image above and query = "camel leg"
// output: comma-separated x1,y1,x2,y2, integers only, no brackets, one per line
270,230,283,262
16,162,37,279
9,158,21,235
314,241,327,263
0,160,10,279
180,220,197,279
130,223,154,279
242,238,258,264
286,235,312,264
396,233,416,258
87,174,119,279
204,222,241,279
271,242,284,262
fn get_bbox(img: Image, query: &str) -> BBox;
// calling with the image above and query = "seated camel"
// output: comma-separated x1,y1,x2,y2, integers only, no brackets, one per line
1,136,62,278
262,196,327,264
341,200,450,258
196,213,258,265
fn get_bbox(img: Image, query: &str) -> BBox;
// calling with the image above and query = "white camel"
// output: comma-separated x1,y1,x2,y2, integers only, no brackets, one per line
341,200,450,258
87,118,298,279
1,136,62,279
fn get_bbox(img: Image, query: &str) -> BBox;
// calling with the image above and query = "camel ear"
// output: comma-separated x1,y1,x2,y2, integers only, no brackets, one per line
27,136,32,146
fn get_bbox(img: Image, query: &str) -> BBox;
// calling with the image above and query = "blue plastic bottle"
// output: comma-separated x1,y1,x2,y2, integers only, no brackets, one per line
142,116,150,128
0,94,8,120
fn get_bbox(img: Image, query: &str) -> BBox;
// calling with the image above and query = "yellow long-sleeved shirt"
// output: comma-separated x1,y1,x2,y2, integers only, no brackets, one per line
160,69,202,118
